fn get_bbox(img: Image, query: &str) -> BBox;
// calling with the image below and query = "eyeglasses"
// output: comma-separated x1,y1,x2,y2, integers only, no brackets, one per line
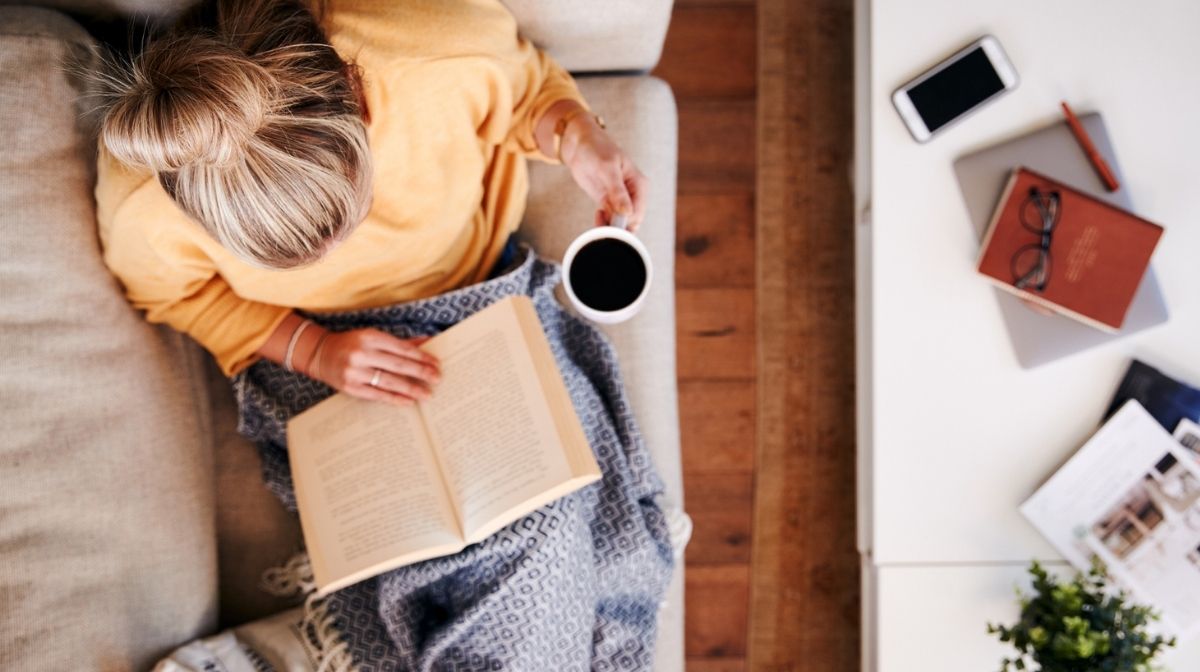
1010,186,1061,293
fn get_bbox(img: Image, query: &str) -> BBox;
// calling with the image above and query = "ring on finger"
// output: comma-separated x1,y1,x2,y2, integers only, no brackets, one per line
369,369,382,388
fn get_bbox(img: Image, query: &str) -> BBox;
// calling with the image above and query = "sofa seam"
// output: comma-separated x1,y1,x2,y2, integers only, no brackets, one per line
0,31,94,44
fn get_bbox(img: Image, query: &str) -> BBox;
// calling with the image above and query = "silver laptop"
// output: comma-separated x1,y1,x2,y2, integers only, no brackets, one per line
953,113,1169,369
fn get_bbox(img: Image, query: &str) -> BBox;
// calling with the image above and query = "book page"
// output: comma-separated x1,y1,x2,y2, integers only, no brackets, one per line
512,299,600,482
287,394,463,593
419,298,589,540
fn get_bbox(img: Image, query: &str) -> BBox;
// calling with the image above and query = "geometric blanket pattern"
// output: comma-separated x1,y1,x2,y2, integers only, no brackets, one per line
232,248,674,671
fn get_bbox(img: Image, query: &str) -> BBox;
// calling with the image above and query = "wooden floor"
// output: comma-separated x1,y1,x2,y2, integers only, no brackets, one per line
652,0,860,669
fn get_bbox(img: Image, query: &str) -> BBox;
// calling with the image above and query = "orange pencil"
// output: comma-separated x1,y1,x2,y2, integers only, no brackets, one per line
1061,101,1120,192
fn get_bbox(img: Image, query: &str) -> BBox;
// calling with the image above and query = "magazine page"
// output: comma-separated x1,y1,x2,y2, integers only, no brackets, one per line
1021,400,1200,638
1175,418,1200,459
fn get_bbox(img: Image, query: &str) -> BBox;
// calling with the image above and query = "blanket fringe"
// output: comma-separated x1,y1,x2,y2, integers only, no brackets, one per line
261,553,356,672
657,498,693,564
657,500,693,613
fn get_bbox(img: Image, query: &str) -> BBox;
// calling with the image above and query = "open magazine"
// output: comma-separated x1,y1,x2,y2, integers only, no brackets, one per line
1021,400,1200,638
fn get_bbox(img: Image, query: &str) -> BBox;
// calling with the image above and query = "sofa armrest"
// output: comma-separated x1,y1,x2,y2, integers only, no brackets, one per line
518,76,682,503
517,75,683,671
501,0,675,73
17,0,676,73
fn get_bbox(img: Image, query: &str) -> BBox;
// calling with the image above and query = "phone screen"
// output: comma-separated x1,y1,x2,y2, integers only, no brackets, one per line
907,47,1004,133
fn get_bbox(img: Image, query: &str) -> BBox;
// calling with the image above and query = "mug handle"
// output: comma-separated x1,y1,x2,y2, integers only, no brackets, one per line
609,213,629,230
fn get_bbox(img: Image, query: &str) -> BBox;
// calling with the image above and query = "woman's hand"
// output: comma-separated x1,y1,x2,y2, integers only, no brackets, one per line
560,115,649,233
312,329,441,406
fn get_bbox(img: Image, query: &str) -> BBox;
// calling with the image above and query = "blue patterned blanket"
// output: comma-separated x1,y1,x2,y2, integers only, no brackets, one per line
232,248,675,671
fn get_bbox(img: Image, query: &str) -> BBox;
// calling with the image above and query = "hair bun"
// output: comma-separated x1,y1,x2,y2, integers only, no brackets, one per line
100,34,277,172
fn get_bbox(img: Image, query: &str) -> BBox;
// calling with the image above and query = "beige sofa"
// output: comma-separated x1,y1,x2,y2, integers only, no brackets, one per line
0,2,684,670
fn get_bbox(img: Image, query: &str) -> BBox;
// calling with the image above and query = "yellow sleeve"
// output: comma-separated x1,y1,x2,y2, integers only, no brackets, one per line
106,234,291,377
97,154,291,377
502,38,591,164
137,272,292,377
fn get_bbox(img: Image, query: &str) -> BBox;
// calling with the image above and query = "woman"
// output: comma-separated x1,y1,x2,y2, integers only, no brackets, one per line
94,0,673,669
96,0,646,402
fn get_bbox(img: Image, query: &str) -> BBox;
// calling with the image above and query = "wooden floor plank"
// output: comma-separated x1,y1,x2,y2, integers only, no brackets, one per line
676,190,756,289
680,380,756,474
685,564,751,659
749,0,860,669
677,99,756,191
686,658,748,672
652,1,773,669
653,5,756,99
674,0,755,6
684,473,754,564
676,288,756,380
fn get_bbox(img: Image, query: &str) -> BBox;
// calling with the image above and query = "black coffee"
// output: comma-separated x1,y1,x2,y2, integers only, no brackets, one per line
568,238,648,312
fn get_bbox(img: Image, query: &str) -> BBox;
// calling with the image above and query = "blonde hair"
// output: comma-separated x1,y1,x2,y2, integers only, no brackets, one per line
94,0,372,269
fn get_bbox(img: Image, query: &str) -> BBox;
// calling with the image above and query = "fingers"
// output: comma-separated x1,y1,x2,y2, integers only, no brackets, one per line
566,128,649,232
594,163,648,233
359,368,432,401
609,184,634,220
596,184,634,229
344,380,418,407
343,360,432,405
626,169,648,233
359,349,440,386
354,333,439,404
363,329,439,368
320,329,443,406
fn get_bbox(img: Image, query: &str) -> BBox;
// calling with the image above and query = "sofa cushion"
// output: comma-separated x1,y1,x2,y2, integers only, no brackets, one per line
501,0,674,73
0,7,218,670
519,75,685,671
207,354,305,628
12,0,674,74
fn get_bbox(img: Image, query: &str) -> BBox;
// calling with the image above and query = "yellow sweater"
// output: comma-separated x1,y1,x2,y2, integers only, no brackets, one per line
95,0,588,376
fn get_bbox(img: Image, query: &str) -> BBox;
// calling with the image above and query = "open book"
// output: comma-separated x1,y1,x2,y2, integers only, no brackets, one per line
287,296,600,596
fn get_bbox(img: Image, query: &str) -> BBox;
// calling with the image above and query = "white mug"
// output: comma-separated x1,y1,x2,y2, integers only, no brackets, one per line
561,214,653,324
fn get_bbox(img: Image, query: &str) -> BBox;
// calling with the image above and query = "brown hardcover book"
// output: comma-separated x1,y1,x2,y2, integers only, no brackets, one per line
976,167,1163,332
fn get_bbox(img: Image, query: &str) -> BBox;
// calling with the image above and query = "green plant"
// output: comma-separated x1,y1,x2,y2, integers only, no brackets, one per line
988,560,1175,672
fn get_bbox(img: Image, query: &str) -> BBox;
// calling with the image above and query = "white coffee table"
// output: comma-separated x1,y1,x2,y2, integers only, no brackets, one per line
855,1,1200,669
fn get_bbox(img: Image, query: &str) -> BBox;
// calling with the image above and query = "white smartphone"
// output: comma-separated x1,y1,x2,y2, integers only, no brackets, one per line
892,35,1019,143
